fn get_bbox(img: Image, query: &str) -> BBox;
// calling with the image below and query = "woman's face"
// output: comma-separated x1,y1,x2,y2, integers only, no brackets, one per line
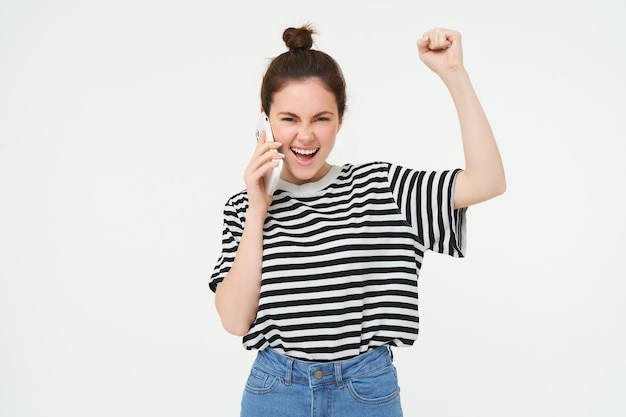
268,77,342,185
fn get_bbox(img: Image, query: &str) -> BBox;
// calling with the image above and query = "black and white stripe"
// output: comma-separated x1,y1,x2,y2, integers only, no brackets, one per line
210,162,466,361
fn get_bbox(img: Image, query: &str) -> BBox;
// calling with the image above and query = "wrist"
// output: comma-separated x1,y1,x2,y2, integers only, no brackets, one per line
439,66,469,85
246,205,268,219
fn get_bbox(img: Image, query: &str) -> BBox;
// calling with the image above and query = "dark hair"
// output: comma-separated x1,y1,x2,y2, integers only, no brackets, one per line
261,24,346,118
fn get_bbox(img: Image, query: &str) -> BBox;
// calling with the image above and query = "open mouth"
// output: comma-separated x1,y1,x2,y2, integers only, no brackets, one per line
291,147,319,163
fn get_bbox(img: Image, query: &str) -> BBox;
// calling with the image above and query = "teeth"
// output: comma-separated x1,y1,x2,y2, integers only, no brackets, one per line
291,148,318,155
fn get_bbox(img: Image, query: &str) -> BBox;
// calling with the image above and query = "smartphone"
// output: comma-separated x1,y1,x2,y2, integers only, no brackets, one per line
255,112,282,195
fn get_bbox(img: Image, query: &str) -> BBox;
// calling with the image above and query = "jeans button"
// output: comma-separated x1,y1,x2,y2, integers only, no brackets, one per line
313,370,323,380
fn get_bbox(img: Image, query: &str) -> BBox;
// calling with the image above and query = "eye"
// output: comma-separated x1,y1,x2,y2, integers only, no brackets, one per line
281,117,295,122
316,116,331,122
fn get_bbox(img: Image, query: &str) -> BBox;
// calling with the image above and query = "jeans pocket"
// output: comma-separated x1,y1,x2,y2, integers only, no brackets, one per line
346,362,400,405
244,365,280,395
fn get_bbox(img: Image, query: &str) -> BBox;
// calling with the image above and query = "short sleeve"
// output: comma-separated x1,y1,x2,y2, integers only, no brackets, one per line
209,195,247,292
387,164,467,257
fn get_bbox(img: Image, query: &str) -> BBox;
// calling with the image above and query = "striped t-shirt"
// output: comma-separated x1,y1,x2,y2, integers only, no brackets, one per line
210,162,467,361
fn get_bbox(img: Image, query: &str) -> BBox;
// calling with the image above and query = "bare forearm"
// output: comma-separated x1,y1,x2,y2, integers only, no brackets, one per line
443,68,506,207
215,210,266,336
417,29,505,208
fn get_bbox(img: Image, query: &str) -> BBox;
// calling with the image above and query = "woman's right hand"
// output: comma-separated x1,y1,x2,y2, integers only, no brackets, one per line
244,130,284,212
217,130,282,336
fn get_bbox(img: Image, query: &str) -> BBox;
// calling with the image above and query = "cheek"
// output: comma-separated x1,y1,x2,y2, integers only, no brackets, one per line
273,126,297,141
317,126,338,142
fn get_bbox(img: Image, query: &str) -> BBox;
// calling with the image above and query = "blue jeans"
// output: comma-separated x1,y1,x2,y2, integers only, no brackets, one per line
240,346,403,417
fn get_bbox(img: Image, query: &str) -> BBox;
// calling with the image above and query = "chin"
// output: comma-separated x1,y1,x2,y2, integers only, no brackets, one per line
283,161,329,185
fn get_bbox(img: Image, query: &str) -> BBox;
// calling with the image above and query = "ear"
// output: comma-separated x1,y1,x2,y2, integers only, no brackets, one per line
337,117,343,133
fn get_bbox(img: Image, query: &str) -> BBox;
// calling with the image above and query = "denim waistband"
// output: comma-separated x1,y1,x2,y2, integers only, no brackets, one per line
254,346,393,388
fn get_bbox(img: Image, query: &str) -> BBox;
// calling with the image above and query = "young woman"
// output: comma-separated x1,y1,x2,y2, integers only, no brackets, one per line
210,24,505,417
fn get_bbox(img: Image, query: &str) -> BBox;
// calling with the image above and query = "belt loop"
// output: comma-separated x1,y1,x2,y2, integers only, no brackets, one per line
285,357,294,385
388,345,394,362
334,362,344,389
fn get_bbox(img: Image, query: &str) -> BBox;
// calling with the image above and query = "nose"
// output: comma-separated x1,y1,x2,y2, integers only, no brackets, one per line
297,123,314,141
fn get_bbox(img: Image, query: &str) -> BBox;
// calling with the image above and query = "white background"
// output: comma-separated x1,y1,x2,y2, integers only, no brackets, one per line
1,1,625,416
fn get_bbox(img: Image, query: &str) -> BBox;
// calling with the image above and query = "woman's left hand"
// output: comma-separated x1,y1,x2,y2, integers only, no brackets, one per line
416,28,464,78
416,28,506,208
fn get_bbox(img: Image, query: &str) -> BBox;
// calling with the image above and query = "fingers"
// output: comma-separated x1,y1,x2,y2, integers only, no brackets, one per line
416,27,464,76
417,28,460,51
245,140,284,189
249,142,283,173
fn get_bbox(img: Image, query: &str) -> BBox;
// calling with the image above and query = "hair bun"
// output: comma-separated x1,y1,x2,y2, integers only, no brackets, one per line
282,24,315,51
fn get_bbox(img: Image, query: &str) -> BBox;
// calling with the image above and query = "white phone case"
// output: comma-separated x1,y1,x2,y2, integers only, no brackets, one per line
255,112,282,195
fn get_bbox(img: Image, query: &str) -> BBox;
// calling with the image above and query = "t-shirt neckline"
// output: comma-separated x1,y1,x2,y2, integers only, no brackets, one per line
277,165,343,195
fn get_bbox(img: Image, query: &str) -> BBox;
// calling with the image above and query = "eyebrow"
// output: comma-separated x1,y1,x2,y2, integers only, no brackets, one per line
277,111,335,118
